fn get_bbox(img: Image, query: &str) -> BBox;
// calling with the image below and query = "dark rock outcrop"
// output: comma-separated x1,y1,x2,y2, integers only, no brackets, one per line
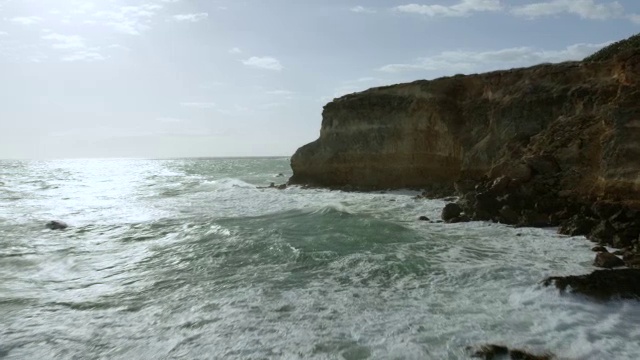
543,269,640,300
593,252,625,268
46,221,68,230
468,344,554,360
441,203,463,222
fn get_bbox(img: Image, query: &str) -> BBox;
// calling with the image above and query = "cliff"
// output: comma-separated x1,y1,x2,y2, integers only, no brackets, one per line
290,36,640,204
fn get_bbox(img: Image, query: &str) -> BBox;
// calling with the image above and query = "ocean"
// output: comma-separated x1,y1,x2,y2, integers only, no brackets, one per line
1,157,639,359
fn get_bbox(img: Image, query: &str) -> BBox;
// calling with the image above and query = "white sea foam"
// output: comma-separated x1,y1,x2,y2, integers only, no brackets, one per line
1,158,639,359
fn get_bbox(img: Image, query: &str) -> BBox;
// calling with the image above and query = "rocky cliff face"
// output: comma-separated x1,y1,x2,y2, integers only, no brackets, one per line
290,45,640,203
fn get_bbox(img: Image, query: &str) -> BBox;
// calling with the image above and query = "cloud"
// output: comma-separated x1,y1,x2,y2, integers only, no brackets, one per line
40,32,106,62
266,90,294,95
241,56,283,71
228,47,242,54
512,0,624,20
172,13,208,22
378,42,610,73
62,50,106,62
394,0,502,17
0,31,8,36
93,4,163,35
629,14,640,24
9,16,43,25
156,117,184,123
180,102,217,109
42,33,85,49
351,6,376,13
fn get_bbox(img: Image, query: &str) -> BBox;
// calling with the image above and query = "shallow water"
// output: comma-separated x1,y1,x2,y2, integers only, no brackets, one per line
1,158,639,359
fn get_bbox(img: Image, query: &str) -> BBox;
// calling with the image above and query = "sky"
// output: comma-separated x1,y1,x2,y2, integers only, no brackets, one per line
0,0,638,159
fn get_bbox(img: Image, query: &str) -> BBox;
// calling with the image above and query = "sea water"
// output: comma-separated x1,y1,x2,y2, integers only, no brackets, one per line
1,158,639,359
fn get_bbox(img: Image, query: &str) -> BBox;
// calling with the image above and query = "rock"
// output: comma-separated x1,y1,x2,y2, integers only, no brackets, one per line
475,192,500,218
276,173,285,177
276,184,287,190
591,201,621,220
418,216,430,221
524,154,560,175
468,344,554,360
624,254,640,268
499,205,520,225
544,269,640,300
518,210,550,227
448,215,471,224
454,180,476,194
441,203,462,222
468,344,508,359
558,215,597,236
489,176,511,193
588,221,616,245
594,252,625,268
591,246,608,252
612,225,640,248
46,221,68,230
289,35,640,214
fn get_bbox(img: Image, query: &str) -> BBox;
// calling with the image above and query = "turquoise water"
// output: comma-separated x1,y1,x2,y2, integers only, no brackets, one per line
1,158,639,359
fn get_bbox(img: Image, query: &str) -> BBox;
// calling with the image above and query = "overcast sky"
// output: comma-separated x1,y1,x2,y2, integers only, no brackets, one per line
0,0,638,159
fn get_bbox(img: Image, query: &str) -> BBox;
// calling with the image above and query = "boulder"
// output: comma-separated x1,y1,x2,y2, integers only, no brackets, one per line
624,254,640,268
591,246,608,252
454,180,476,194
46,221,68,230
498,205,520,225
468,344,554,360
594,252,625,268
518,210,550,227
558,215,597,236
418,216,430,221
475,192,501,217
544,269,640,300
441,203,462,222
588,221,616,245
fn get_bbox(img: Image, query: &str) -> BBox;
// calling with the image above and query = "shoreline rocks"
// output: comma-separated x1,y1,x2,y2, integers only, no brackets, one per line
543,269,640,300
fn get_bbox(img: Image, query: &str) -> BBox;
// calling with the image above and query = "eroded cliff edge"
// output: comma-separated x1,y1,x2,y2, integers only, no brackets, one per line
290,37,640,205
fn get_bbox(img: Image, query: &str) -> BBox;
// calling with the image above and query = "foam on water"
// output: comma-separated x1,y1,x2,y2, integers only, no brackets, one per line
1,158,639,359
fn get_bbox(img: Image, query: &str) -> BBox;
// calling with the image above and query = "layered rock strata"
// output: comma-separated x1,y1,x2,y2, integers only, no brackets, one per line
291,38,640,205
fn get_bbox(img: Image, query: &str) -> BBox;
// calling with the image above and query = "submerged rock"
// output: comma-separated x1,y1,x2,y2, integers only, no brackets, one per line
46,220,68,230
468,344,554,360
418,216,430,221
543,269,640,300
591,246,608,252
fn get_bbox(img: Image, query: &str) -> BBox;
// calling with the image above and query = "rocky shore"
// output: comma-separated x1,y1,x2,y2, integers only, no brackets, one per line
290,34,640,355
290,33,640,293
